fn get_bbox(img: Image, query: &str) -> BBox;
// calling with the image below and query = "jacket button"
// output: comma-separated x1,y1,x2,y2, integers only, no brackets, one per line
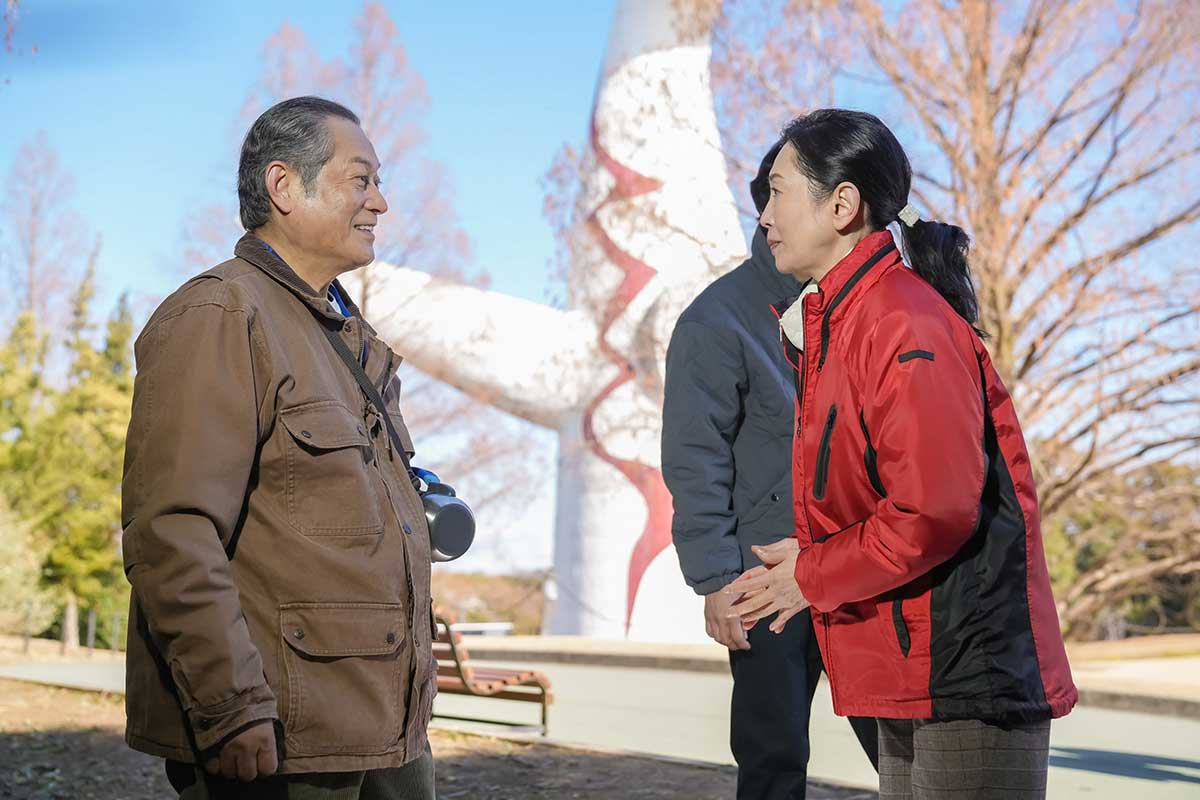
301,430,312,439
771,493,780,502
402,523,412,535
293,628,305,640
386,632,396,645
197,719,211,730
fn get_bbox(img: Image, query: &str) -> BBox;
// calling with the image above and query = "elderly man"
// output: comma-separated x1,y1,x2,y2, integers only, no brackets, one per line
662,143,878,799
121,96,437,799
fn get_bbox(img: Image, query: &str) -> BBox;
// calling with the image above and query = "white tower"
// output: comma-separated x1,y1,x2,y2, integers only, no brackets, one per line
344,0,745,640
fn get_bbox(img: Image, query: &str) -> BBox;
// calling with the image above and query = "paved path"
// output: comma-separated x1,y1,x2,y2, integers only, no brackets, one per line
0,660,124,693
462,635,1200,716
439,659,1200,799
4,658,1199,798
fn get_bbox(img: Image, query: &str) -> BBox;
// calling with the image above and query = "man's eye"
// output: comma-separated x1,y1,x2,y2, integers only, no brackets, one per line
357,176,370,188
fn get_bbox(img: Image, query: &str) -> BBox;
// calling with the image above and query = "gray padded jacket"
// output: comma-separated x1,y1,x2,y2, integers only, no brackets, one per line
662,227,806,594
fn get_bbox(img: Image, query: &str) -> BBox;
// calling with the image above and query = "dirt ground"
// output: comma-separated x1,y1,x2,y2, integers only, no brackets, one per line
0,679,874,800
0,678,168,799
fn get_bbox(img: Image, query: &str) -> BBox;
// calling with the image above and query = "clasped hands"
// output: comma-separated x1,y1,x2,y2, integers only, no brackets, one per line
721,537,810,638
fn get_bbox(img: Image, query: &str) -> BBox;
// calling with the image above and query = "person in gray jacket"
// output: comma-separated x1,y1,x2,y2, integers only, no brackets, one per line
662,144,878,799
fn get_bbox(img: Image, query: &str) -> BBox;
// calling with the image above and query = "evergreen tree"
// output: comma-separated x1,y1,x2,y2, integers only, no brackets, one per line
0,310,48,507
0,497,56,635
24,267,133,648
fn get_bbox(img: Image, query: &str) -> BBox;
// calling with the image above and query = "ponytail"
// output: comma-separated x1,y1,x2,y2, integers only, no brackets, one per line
900,219,982,332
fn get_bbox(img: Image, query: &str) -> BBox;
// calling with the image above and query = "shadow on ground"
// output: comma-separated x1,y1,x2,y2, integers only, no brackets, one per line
1050,747,1200,785
0,727,171,799
0,727,878,800
432,729,877,800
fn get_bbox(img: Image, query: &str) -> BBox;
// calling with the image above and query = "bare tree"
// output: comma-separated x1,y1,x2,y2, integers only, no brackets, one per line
2,132,86,330
675,0,1200,634
2,0,36,87
1051,462,1200,638
4,1,18,54
0,136,88,506
180,3,541,543
196,5,478,294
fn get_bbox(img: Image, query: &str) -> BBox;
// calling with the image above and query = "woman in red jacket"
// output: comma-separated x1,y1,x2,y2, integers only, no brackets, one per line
726,109,1076,799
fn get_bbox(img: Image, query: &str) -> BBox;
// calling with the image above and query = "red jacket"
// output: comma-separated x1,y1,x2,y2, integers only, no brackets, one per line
774,230,1076,722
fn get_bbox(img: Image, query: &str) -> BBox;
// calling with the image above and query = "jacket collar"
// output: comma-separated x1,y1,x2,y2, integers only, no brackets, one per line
234,233,365,326
768,229,897,317
803,230,901,371
814,230,900,315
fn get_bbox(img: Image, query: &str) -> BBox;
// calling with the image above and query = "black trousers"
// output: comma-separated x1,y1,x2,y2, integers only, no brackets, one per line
729,611,879,800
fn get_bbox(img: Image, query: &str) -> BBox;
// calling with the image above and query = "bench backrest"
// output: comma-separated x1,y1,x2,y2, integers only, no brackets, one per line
433,611,474,684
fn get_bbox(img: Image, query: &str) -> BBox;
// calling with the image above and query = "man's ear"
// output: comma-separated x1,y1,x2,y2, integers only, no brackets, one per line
264,161,295,216
831,181,864,232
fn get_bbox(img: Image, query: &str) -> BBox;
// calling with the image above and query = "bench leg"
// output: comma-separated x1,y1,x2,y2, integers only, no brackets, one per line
540,694,548,737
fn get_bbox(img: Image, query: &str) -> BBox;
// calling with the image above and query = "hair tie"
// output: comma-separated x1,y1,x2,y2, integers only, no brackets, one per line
897,204,920,227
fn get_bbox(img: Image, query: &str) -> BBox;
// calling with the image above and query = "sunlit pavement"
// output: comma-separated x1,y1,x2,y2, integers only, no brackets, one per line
436,659,1200,799
3,658,1199,797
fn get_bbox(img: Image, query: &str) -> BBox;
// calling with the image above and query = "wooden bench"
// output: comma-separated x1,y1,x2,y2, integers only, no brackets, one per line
433,610,553,735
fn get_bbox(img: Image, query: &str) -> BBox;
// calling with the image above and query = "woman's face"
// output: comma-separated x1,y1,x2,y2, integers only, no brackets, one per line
759,142,861,282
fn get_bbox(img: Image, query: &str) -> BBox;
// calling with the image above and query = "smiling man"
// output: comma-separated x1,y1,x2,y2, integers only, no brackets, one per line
121,96,438,799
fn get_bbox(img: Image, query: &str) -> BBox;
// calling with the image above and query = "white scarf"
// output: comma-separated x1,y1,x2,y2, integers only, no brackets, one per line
780,281,821,351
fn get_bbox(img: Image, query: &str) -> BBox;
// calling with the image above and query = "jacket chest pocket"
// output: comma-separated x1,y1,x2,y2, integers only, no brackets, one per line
279,401,384,536
812,404,838,501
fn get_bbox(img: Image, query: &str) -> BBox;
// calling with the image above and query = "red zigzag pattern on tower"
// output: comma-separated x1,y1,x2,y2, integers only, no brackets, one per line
581,117,675,634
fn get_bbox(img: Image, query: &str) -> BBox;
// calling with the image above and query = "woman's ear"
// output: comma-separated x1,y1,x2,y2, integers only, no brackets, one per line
830,181,864,232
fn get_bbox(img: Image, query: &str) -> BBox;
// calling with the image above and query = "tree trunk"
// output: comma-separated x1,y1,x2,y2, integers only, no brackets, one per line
61,592,79,652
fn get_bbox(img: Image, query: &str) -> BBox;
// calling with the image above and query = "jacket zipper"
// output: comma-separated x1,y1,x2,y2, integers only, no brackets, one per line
807,242,894,708
800,298,836,692
813,405,838,500
775,293,836,693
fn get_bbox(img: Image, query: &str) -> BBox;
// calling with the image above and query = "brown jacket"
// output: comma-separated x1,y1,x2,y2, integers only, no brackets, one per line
121,234,436,774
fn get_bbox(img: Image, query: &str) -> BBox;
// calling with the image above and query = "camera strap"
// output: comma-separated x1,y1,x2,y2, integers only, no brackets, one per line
315,316,422,493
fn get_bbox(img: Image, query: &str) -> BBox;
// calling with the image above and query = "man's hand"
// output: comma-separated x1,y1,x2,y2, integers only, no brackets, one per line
704,589,752,651
725,537,810,635
204,720,278,782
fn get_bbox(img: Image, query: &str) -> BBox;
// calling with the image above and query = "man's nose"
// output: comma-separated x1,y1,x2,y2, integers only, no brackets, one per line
368,181,388,215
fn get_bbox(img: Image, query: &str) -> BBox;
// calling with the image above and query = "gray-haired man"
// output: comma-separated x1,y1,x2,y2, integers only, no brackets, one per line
122,96,437,799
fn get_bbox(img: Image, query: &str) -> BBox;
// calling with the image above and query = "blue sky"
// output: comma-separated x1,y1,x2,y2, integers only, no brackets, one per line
1,0,617,316
0,0,621,573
